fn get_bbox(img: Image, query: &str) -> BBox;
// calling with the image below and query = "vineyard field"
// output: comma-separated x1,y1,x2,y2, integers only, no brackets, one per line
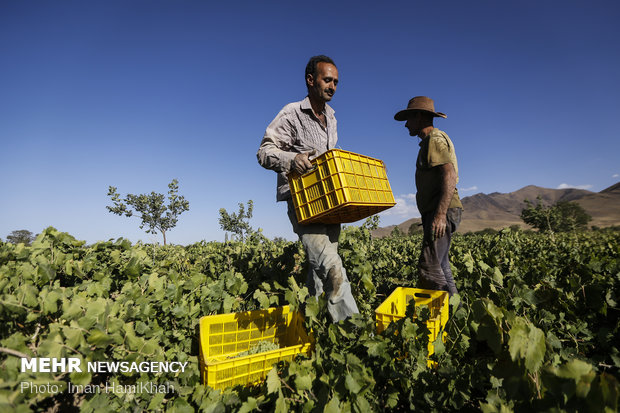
1,226,618,412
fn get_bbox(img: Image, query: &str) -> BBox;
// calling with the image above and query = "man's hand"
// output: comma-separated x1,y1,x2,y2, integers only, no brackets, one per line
431,214,448,240
291,150,316,174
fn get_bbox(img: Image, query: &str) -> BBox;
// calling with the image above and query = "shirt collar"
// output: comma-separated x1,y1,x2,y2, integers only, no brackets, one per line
301,96,335,116
417,127,438,146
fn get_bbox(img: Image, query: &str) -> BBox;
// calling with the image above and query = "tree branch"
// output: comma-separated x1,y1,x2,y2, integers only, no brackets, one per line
0,347,30,359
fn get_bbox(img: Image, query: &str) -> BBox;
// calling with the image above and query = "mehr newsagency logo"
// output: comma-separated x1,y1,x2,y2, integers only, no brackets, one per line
19,357,186,395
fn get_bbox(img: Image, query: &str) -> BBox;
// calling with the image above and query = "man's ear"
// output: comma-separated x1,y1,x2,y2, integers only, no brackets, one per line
306,74,314,88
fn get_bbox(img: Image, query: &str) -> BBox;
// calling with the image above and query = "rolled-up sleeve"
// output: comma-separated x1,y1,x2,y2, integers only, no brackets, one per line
257,106,298,174
427,135,453,167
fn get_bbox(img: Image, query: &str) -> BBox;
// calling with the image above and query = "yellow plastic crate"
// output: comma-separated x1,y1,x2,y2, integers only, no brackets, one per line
198,305,312,390
375,288,449,364
288,149,396,224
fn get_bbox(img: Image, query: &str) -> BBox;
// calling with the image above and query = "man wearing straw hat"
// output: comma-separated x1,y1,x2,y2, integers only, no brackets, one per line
257,55,359,322
394,96,463,297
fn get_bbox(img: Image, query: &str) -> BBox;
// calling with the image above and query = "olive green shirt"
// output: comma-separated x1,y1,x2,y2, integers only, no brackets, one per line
415,128,463,214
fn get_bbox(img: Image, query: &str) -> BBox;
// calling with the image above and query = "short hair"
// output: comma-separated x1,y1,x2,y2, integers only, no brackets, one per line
305,55,336,87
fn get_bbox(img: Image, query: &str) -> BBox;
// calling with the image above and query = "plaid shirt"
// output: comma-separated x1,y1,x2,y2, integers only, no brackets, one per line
257,96,337,201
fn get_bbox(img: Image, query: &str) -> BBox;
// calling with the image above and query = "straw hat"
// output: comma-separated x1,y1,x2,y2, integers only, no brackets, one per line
394,96,447,121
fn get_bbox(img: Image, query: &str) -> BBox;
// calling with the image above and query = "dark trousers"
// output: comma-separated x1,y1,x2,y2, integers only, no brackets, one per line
418,208,462,296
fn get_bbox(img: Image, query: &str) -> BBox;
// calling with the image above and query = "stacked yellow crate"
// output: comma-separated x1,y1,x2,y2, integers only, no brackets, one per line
288,149,396,224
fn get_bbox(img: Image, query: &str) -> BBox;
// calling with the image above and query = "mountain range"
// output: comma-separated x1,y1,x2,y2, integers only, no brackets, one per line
372,182,620,237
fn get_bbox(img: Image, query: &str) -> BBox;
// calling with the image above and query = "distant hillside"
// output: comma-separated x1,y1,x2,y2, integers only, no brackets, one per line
372,183,620,237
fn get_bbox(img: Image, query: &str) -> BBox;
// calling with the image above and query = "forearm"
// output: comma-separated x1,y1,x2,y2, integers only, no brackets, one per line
257,110,297,173
257,138,297,173
435,163,457,217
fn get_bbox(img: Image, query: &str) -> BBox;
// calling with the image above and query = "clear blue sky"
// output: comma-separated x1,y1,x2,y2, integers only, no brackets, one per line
1,0,619,245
